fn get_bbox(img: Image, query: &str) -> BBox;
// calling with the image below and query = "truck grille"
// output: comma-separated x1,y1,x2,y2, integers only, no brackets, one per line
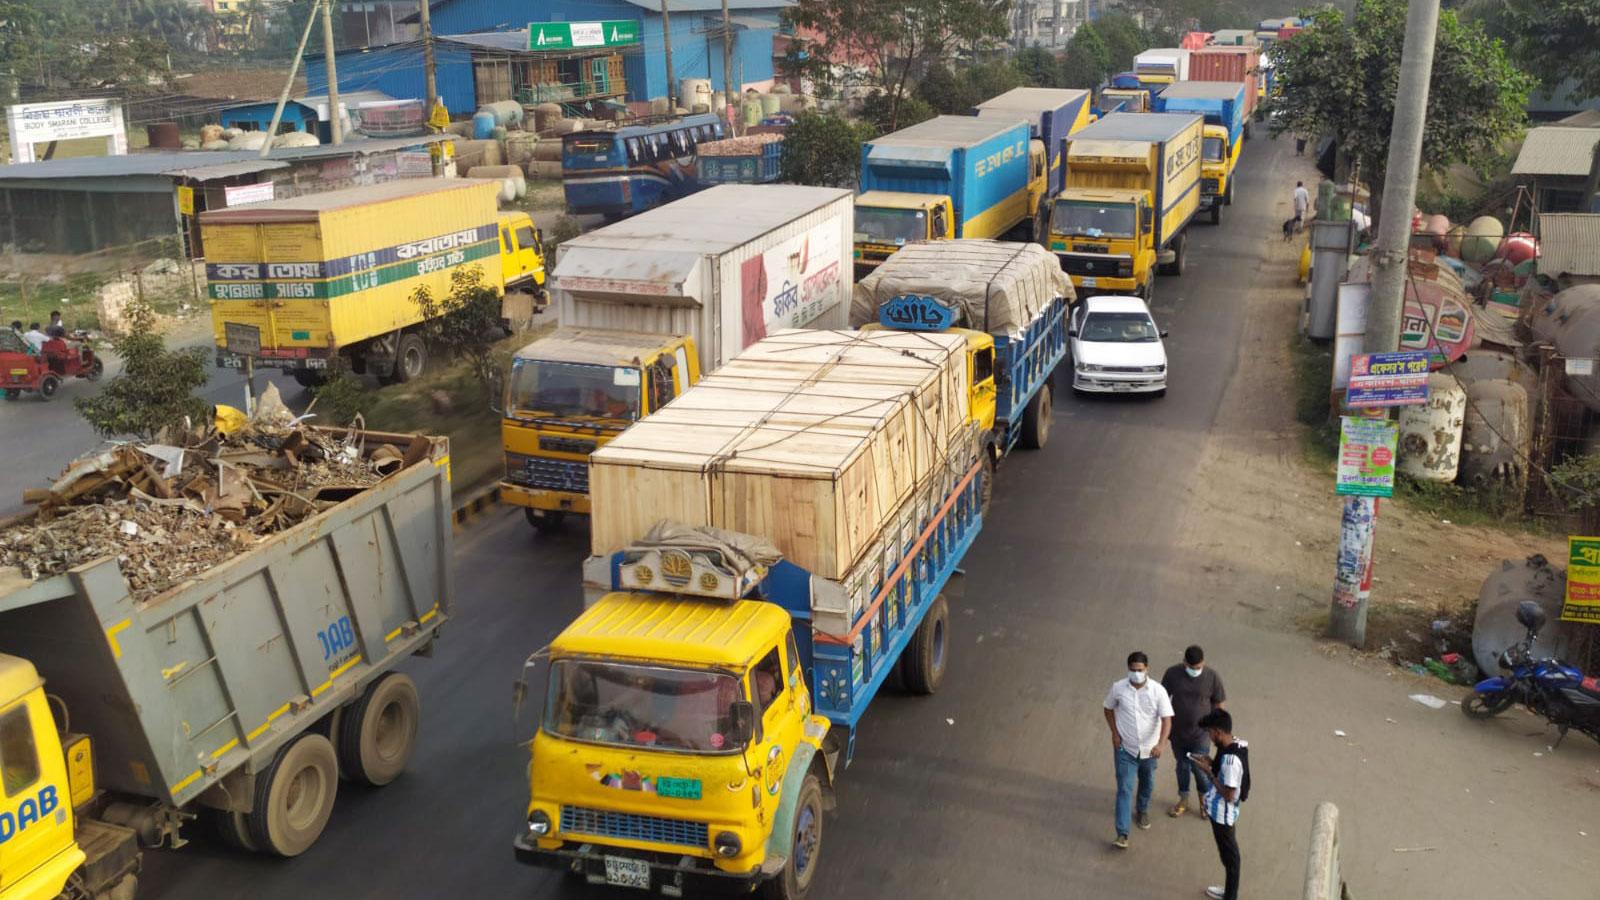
1202,177,1221,194
561,805,708,849
539,435,597,455
1059,254,1125,278
507,455,589,492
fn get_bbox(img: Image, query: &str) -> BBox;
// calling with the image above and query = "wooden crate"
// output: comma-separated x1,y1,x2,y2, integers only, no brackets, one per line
589,330,970,579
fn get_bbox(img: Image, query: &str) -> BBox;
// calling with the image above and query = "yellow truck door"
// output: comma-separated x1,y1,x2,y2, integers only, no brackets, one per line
499,214,547,290
0,691,78,896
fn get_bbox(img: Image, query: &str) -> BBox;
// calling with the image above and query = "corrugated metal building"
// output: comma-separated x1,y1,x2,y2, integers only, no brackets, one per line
1536,213,1600,288
1511,125,1600,216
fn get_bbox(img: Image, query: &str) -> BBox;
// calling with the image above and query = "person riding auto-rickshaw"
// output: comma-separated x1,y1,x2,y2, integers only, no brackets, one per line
0,329,103,400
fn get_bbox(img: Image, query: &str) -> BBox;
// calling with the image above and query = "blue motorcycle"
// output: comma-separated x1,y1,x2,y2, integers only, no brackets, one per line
1462,601,1600,748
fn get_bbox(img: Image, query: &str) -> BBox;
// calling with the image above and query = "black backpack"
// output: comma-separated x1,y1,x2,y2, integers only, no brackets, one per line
1213,742,1251,803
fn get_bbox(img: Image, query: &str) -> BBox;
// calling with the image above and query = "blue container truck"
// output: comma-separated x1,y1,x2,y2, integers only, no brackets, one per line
854,116,1044,276
973,87,1094,195
1155,81,1248,222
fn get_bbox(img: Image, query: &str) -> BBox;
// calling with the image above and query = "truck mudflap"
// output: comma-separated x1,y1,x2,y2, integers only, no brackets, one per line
513,836,780,897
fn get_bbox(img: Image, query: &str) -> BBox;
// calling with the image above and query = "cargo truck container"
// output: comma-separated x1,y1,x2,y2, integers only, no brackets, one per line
205,179,547,387
1048,112,1205,301
973,87,1094,196
514,330,986,898
1096,87,1151,115
1155,81,1249,223
0,430,451,898
854,116,1045,276
500,185,853,532
1189,45,1260,120
1134,49,1191,87
1210,29,1257,46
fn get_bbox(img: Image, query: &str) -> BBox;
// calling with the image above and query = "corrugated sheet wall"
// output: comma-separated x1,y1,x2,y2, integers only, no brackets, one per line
305,43,477,117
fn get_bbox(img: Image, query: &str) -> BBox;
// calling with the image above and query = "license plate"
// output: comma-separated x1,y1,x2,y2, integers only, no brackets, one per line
603,856,650,890
219,356,243,369
1080,276,1098,287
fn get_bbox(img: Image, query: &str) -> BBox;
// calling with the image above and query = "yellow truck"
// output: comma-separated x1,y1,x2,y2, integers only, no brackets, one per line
500,185,853,532
204,179,547,387
1048,112,1204,301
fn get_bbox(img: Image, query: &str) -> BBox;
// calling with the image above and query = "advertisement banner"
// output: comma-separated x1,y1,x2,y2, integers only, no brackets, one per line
528,20,640,50
224,182,276,207
1336,416,1398,497
739,219,844,349
1346,350,1431,408
1562,536,1600,623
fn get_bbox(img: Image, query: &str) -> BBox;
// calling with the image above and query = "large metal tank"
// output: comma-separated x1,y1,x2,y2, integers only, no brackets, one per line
1461,215,1505,264
1442,349,1538,398
1472,555,1574,677
1398,374,1466,481
1527,284,1600,414
1459,380,1530,490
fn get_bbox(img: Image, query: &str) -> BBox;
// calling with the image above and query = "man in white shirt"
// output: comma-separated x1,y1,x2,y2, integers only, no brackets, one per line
1102,650,1174,848
21,322,47,354
1191,709,1248,900
1293,180,1311,230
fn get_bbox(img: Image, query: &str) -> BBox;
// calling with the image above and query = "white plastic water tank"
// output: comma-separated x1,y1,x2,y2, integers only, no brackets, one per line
680,78,713,108
1397,373,1466,482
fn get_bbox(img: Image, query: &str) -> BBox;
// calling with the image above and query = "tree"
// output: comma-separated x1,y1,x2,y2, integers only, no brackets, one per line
787,0,1010,131
915,59,1027,114
1059,23,1111,89
75,299,209,441
779,110,878,188
1013,46,1062,87
1267,0,1533,226
410,267,506,402
1483,0,1600,101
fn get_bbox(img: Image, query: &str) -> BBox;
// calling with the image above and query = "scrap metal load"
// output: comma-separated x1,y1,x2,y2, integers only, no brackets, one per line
850,240,1073,336
588,329,975,584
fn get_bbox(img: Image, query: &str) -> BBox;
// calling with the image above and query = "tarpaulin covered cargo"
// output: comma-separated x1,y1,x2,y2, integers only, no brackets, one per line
849,240,1072,337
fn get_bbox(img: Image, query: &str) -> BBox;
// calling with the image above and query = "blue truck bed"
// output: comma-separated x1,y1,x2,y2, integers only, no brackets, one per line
860,116,1033,238
974,88,1092,195
1155,81,1247,145
994,297,1068,453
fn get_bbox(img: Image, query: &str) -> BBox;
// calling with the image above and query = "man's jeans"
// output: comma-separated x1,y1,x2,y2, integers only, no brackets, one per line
1113,747,1158,836
1172,738,1213,796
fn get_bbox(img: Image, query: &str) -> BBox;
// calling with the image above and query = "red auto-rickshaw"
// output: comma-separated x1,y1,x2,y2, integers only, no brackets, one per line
0,332,104,401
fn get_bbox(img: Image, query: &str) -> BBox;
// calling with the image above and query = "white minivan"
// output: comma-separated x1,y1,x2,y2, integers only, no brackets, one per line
1068,295,1169,396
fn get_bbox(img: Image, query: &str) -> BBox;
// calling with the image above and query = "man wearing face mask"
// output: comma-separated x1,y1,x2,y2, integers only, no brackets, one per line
1103,651,1173,849
1161,645,1227,819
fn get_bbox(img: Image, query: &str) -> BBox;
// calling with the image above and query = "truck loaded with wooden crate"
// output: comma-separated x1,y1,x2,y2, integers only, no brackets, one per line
205,179,547,387
0,425,452,899
500,185,853,532
513,329,986,898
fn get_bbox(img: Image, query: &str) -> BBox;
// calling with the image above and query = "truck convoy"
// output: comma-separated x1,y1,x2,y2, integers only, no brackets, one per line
515,329,985,898
205,179,547,386
0,429,452,897
1048,112,1204,301
972,87,1094,196
499,185,853,531
853,240,1073,485
1155,81,1250,223
854,116,1044,275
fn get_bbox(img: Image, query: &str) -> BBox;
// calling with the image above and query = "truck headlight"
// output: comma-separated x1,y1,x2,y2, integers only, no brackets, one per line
1116,260,1133,277
528,809,552,836
714,831,742,858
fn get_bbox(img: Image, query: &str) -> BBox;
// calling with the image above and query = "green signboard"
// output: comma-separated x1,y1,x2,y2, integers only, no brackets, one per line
528,20,640,50
1335,416,1398,498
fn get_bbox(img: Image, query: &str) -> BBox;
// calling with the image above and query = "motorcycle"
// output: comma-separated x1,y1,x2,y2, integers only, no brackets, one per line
1461,600,1600,748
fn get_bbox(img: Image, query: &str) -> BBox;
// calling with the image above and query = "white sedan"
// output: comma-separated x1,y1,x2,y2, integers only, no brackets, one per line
1068,295,1169,397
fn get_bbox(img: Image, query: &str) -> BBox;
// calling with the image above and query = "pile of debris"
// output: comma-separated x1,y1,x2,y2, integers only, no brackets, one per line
0,387,414,600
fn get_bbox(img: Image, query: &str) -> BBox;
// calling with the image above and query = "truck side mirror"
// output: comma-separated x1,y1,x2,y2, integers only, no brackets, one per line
728,700,756,746
1142,208,1155,231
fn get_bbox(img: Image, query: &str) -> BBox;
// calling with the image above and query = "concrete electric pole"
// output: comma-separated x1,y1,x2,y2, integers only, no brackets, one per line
661,0,676,111
259,0,322,158
321,0,343,146
420,0,437,116
721,0,735,133
1329,0,1440,647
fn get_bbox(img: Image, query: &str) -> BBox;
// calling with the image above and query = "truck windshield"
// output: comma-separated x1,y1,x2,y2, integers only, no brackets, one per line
1052,200,1137,238
855,206,927,245
508,359,641,421
1203,137,1226,162
1081,311,1160,342
544,660,742,753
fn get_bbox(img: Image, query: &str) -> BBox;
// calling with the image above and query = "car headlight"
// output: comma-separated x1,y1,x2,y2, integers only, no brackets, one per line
527,809,552,837
714,830,742,858
1077,362,1102,373
1143,365,1166,374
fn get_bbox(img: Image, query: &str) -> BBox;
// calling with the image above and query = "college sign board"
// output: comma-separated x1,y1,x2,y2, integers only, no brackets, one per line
1346,350,1431,408
1562,537,1600,623
528,20,640,51
5,99,127,164
1335,416,1397,497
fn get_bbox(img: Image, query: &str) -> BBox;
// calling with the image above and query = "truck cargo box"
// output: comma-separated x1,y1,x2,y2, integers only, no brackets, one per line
1188,46,1259,118
589,330,971,579
1155,81,1249,145
1066,112,1205,249
859,116,1033,239
973,87,1093,195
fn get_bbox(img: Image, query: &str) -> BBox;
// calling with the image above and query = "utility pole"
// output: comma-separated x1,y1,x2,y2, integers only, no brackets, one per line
321,0,344,146
259,0,323,158
720,0,735,133
419,0,437,116
1328,0,1440,648
661,0,676,111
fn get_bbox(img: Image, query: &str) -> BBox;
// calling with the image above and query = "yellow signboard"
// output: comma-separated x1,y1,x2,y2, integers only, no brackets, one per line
1561,535,1600,623
177,185,195,216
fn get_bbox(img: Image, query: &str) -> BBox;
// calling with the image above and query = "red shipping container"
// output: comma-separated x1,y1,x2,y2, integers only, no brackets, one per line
1189,46,1259,117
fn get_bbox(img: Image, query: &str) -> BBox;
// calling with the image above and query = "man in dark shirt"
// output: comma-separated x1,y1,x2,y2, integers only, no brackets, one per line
1160,644,1226,818
44,311,66,339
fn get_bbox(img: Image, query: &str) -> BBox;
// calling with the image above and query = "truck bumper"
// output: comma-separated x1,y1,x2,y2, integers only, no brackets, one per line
1064,271,1140,295
513,833,773,897
1199,193,1219,210
215,350,331,372
500,482,591,516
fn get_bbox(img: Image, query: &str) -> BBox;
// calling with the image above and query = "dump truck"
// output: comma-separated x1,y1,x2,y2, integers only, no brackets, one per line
853,240,1073,488
500,185,853,532
973,87,1094,196
0,429,451,898
205,179,547,387
1155,81,1250,224
1048,112,1204,301
854,116,1045,276
514,329,985,898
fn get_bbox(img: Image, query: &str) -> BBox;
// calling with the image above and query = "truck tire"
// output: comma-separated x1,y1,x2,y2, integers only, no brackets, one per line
1140,279,1155,303
979,451,995,520
901,594,950,695
1158,233,1187,276
206,807,259,853
291,371,327,389
1209,203,1221,226
762,772,823,900
526,508,566,532
247,732,340,857
1224,181,1234,206
1020,384,1052,450
38,374,60,400
338,672,421,787
392,333,427,383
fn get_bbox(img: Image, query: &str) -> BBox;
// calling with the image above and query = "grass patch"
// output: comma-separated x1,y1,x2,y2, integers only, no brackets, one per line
1391,475,1538,533
0,274,106,330
1288,333,1339,465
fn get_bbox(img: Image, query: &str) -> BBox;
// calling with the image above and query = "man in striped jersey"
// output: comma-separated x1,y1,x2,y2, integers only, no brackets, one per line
1189,709,1248,900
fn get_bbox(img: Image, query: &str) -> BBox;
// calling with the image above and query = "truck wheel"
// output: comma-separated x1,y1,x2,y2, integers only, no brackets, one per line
247,732,340,857
1209,204,1221,226
902,594,950,695
37,374,60,400
392,333,427,383
526,508,566,533
1224,182,1234,206
1157,233,1187,276
762,772,823,900
979,451,994,520
206,807,259,853
291,371,327,389
1140,280,1155,303
1020,384,1052,450
338,672,421,787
